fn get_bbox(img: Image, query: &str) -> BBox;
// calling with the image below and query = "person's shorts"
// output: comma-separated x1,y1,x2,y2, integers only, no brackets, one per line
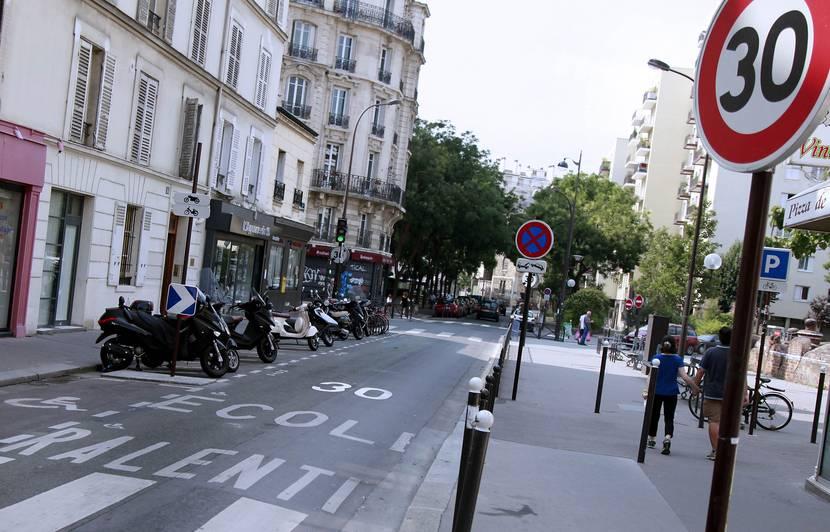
703,398,722,422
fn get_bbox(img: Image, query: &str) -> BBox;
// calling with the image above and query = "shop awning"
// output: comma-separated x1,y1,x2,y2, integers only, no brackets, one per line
783,180,830,232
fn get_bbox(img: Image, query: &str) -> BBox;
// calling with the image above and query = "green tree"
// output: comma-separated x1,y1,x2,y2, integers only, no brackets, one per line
716,241,742,313
767,205,830,258
563,287,611,330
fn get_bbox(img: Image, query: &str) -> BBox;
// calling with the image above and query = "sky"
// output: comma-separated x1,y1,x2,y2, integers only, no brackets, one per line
417,0,723,174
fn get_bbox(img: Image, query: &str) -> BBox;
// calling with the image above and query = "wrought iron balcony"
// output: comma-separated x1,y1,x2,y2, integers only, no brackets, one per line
356,230,373,248
677,184,690,200
288,43,318,62
310,169,405,206
333,0,416,43
334,56,356,72
291,0,323,7
328,113,350,128
293,189,305,209
378,69,392,84
145,11,162,36
371,124,385,138
281,101,312,119
273,181,286,202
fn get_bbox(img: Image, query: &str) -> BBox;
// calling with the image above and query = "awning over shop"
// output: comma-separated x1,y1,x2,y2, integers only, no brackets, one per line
783,180,830,232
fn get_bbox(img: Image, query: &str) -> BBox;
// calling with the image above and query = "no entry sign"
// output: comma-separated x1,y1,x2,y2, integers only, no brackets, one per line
625,299,634,311
634,294,644,309
695,0,830,172
515,220,554,259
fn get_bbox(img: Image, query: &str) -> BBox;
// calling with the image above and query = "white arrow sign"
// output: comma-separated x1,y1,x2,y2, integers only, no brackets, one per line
331,247,351,264
516,258,547,274
166,283,200,317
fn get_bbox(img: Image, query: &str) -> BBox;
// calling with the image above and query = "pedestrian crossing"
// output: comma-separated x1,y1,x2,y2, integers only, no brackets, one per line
0,472,309,531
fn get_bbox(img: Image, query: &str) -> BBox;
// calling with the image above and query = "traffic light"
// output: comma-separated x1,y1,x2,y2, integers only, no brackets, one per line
335,218,347,243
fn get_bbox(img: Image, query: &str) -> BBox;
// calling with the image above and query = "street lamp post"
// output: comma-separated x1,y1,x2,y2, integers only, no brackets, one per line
647,58,707,357
333,99,401,296
554,152,582,341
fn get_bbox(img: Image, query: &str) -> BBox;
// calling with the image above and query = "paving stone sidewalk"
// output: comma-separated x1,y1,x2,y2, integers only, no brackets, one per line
0,330,100,387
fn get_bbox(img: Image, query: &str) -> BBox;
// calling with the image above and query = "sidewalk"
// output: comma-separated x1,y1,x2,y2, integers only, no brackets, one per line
0,330,100,387
438,339,828,531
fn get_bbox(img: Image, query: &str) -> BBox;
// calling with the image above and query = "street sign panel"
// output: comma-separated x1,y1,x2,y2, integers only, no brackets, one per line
516,258,547,274
331,247,351,264
695,0,830,172
173,192,210,206
521,273,539,288
543,287,552,296
166,283,200,317
172,202,210,219
515,220,554,259
625,299,634,311
758,279,785,293
790,116,830,167
634,294,644,309
760,247,791,281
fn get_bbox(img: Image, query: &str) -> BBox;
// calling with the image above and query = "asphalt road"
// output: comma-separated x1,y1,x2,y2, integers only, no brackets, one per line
0,316,506,531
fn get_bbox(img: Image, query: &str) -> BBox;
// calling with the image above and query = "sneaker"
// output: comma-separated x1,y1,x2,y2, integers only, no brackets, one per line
661,437,672,455
647,438,656,449
706,450,716,461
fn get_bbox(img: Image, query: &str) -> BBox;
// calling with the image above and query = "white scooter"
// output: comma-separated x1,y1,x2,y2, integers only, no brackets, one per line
271,303,320,351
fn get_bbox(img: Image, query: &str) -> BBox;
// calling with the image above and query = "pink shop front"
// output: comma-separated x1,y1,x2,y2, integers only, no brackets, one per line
303,245,394,301
0,120,46,337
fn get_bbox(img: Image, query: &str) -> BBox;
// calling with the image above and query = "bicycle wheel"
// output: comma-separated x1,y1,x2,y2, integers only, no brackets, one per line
688,393,702,421
755,392,793,431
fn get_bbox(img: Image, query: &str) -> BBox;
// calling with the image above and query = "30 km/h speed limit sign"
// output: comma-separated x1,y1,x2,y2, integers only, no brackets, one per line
696,0,830,172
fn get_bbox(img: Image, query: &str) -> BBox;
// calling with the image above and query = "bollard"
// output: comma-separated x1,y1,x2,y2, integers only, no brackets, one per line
637,359,661,463
595,342,610,414
811,368,827,444
698,393,705,430
453,410,494,532
596,338,602,354
453,377,482,530
479,388,490,416
485,375,496,412
492,365,502,401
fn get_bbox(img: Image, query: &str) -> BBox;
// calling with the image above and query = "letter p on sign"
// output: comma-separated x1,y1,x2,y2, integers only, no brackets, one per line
760,248,791,282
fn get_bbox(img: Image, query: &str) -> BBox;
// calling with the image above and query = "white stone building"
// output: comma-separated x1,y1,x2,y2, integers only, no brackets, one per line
501,163,553,210
280,0,428,301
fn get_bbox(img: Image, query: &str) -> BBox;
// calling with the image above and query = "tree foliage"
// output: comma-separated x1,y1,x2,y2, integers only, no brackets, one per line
716,241,742,313
767,205,830,258
563,287,610,329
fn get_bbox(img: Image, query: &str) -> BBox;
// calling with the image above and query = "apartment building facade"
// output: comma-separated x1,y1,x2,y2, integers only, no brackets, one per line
279,0,428,300
0,0,320,336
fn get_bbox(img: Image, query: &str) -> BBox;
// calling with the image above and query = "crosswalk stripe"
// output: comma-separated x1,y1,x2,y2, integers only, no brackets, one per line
403,328,425,335
437,332,454,337
0,472,154,531
195,497,307,531
0,457,14,465
92,410,120,418
322,477,360,514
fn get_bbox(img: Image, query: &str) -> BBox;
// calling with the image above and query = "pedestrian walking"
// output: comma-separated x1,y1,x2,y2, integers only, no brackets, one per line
578,310,592,345
385,293,393,316
648,336,699,455
401,291,411,319
693,327,747,460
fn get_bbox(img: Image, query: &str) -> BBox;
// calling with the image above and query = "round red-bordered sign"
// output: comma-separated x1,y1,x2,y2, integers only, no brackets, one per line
695,0,830,172
634,294,645,309
625,299,634,311
515,220,554,259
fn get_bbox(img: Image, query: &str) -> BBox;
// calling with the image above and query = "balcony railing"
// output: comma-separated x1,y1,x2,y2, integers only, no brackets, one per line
674,211,688,225
314,223,335,242
687,109,696,124
643,90,658,104
291,0,323,7
684,134,698,149
333,0,416,43
633,162,648,176
680,162,694,175
293,189,305,209
371,124,385,138
334,56,356,72
356,230,373,248
378,69,392,84
273,181,286,202
328,113,350,128
282,101,312,119
146,11,162,36
311,169,405,206
677,184,690,199
288,43,318,62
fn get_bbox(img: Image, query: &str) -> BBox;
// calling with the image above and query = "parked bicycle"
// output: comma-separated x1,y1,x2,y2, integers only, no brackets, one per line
688,377,793,431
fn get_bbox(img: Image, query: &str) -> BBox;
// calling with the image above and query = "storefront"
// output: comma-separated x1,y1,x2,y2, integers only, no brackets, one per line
303,244,393,301
202,200,314,310
0,120,46,337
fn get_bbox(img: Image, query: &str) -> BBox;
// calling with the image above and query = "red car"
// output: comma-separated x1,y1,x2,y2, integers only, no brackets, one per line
433,298,461,318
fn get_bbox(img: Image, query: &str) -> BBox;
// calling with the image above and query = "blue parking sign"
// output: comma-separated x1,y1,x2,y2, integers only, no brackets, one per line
760,248,790,281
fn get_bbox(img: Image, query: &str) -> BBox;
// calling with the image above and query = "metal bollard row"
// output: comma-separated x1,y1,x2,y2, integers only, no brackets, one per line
453,408,494,532
637,358,661,464
811,368,827,444
595,342,610,413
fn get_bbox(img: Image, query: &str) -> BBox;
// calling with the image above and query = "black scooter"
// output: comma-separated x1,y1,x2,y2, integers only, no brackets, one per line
97,294,234,378
223,289,279,363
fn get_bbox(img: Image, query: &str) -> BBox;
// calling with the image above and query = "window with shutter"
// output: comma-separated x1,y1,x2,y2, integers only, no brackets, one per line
135,210,153,286
255,49,272,110
227,127,241,191
93,54,116,150
119,205,141,286
69,39,110,148
164,0,177,43
179,98,200,178
108,203,127,286
226,21,243,89
191,0,211,65
266,0,278,17
241,136,254,196
69,40,93,143
130,72,159,166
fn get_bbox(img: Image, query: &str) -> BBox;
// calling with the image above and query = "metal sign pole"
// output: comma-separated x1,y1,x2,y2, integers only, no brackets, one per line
749,292,771,435
171,316,181,378
512,273,533,400
181,142,202,285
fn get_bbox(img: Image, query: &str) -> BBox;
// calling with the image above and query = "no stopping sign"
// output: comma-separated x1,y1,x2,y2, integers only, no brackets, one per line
695,0,830,172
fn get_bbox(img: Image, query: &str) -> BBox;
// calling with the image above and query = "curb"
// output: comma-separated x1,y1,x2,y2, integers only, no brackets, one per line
0,364,99,388
398,337,503,532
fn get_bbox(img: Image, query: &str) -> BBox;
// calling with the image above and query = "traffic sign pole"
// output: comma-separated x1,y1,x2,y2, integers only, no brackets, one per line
512,273,533,401
181,142,202,285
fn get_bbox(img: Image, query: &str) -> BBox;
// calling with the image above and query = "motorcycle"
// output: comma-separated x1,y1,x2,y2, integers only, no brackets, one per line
308,292,339,347
223,289,279,363
326,299,355,340
96,294,234,378
271,303,320,351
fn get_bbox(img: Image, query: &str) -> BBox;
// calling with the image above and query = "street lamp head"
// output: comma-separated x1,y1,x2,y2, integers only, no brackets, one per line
703,253,723,271
567,279,576,288
383,99,402,106
647,58,671,72
558,160,570,169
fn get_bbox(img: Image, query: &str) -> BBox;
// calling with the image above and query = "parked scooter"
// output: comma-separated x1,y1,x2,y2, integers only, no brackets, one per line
97,294,233,378
223,289,279,363
271,303,320,351
308,292,339,347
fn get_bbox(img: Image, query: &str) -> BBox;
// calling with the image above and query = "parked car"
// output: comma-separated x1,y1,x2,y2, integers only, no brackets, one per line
434,297,461,318
624,323,699,354
476,300,500,322
696,333,720,354
511,308,537,332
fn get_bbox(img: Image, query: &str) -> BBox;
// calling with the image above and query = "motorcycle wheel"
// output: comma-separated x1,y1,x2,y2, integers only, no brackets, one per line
321,329,334,347
308,335,320,351
227,349,240,373
352,324,364,340
257,337,278,363
99,339,134,372
338,329,350,340
200,343,230,378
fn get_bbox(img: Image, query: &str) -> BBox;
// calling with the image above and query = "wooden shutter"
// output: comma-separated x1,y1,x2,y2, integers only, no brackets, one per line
135,210,153,286
227,126,241,191
164,0,177,43
69,40,93,143
130,73,159,166
191,0,211,65
179,98,199,178
255,49,271,109
266,0,278,17
136,0,150,26
94,54,116,150
255,142,266,201
241,136,254,196
226,22,242,89
108,203,127,286
210,111,224,188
